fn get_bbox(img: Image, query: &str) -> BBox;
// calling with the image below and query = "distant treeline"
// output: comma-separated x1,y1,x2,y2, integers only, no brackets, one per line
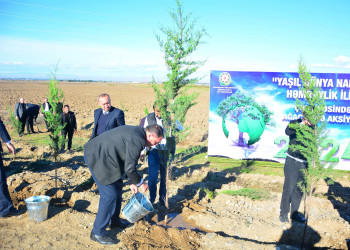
0,78,103,83
0,78,209,85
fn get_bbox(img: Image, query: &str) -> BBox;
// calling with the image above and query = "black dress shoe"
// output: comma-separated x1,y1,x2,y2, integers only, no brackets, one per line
2,209,26,217
90,232,118,245
107,219,131,229
291,212,306,223
279,214,289,223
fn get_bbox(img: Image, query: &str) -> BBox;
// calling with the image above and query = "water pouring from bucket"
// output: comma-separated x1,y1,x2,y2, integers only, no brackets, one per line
25,195,51,222
122,192,154,223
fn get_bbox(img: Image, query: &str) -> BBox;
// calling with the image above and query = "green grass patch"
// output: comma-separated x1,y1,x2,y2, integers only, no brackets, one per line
220,188,271,200
175,145,207,163
200,187,216,199
172,147,350,180
17,133,51,147
9,129,88,152
71,136,89,152
208,156,284,176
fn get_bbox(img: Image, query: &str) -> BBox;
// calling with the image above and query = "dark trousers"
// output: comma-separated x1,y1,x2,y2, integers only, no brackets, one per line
84,153,123,236
280,156,307,216
43,113,49,129
19,116,27,134
148,150,166,204
61,129,74,150
0,154,14,217
26,117,34,133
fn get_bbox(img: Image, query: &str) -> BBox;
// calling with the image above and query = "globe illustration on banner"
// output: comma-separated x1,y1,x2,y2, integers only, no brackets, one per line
216,91,275,146
237,106,265,145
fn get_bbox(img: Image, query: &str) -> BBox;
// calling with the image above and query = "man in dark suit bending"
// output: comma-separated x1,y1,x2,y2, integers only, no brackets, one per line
90,93,125,139
84,124,163,245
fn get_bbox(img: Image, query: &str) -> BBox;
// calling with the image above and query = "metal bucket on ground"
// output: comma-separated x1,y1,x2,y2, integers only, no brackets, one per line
25,195,51,222
122,192,154,223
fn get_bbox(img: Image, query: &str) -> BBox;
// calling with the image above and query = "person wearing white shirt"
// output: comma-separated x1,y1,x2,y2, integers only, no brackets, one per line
141,103,167,205
41,98,52,130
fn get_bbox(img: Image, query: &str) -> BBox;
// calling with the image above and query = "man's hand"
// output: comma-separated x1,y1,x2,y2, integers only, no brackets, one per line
129,183,148,194
139,183,148,193
15,116,19,120
129,184,138,194
6,143,16,156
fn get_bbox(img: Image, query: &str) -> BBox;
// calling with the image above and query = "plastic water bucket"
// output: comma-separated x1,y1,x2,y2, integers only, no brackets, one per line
25,195,51,222
122,192,154,223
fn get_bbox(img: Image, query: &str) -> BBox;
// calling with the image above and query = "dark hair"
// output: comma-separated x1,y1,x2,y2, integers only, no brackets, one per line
64,105,69,108
146,124,164,138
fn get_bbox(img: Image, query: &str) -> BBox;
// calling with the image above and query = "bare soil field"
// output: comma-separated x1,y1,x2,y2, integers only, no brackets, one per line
0,80,349,249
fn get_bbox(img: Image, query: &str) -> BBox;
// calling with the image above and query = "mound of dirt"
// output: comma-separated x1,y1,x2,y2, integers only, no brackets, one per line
120,220,201,249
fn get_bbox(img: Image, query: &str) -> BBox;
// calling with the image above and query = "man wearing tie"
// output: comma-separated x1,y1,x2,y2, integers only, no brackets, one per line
91,94,125,139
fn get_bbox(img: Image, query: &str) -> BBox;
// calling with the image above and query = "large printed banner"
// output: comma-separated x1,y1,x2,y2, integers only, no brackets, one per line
208,71,350,170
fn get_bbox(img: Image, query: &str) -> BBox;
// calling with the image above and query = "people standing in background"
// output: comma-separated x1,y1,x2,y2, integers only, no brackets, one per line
60,105,77,153
0,117,25,217
42,98,52,131
15,97,27,136
90,93,125,139
26,103,40,134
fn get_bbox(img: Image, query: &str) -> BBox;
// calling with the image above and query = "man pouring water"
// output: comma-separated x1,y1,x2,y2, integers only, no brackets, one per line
84,124,163,245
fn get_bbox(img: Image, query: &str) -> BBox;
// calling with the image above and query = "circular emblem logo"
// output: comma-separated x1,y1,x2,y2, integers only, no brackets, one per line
219,72,231,86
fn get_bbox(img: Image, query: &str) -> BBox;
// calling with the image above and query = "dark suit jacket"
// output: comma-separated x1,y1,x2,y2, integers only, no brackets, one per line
0,118,11,153
60,111,77,131
26,104,40,120
15,102,27,120
84,125,145,186
90,106,125,139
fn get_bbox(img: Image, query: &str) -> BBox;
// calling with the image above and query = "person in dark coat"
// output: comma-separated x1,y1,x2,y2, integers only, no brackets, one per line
60,105,77,152
14,97,27,135
90,93,125,139
0,117,25,217
25,103,40,134
280,116,314,224
84,124,163,245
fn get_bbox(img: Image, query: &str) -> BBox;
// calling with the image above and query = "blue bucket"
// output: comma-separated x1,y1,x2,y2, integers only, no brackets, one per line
25,195,51,222
122,192,154,223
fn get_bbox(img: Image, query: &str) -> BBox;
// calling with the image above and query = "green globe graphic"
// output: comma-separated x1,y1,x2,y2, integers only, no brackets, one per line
237,106,265,145
217,91,274,146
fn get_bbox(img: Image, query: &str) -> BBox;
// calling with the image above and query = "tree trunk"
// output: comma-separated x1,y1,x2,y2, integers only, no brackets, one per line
165,163,170,226
301,186,313,249
163,136,176,226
